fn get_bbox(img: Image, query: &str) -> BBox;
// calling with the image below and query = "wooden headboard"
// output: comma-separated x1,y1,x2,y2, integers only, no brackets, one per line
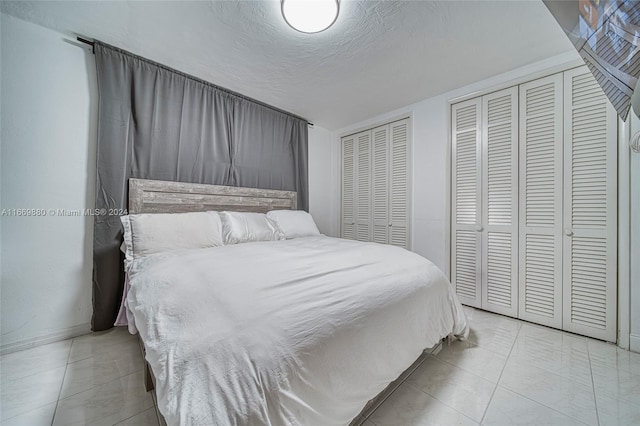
128,179,297,214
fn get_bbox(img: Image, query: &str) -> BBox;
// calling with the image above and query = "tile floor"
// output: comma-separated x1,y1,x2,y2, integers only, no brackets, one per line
1,306,639,425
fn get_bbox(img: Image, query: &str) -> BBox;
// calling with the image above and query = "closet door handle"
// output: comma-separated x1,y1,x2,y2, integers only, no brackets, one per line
475,225,484,232
564,228,574,237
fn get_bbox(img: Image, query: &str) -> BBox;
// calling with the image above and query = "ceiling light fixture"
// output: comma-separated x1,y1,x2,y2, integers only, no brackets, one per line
281,0,339,34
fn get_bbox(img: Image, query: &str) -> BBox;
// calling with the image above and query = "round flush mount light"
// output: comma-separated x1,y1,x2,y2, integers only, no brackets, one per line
281,0,339,34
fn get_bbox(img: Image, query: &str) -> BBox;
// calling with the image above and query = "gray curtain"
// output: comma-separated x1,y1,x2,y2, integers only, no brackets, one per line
92,41,308,331
231,100,308,209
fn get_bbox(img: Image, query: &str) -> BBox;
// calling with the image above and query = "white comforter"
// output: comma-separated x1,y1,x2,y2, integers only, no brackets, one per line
127,236,468,426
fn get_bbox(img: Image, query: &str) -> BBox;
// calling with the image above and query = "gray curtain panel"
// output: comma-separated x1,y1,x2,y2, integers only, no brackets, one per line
92,41,308,331
231,100,308,210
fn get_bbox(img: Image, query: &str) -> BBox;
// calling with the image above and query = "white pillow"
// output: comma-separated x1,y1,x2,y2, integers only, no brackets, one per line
121,211,223,261
266,210,320,239
219,211,284,244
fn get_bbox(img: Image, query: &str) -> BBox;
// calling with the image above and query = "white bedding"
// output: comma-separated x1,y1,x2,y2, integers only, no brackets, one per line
127,236,469,425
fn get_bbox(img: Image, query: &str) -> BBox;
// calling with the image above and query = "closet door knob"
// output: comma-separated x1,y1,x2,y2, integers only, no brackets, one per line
564,228,574,237
475,225,484,232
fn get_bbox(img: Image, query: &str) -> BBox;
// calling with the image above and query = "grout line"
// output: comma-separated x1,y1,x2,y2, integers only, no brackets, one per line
478,319,521,425
49,342,144,401
65,332,138,366
0,402,59,424
51,338,74,425
0,342,74,385
51,370,154,424
111,407,155,426
360,353,430,424
499,386,592,426
57,369,144,403
401,354,489,424
586,339,601,426
466,336,517,358
491,333,594,426
433,341,509,382
460,308,598,425
52,364,145,401
403,380,478,425
49,331,153,425
452,307,525,423
463,308,523,356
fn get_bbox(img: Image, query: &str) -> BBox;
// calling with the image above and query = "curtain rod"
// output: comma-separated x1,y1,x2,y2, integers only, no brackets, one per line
75,36,314,127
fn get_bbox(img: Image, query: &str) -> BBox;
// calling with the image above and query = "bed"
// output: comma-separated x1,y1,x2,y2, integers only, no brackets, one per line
123,178,469,426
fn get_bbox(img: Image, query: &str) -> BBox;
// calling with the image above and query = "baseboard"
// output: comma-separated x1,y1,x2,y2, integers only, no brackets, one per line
630,334,640,354
1,323,92,355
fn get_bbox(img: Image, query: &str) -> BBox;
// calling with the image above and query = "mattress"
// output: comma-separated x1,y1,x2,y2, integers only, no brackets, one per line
126,236,469,425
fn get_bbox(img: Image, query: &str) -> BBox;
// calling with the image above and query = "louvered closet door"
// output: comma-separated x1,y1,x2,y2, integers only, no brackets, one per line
562,67,617,341
518,74,564,328
481,87,519,317
452,99,482,308
389,119,410,249
355,131,372,242
341,135,356,239
372,125,390,244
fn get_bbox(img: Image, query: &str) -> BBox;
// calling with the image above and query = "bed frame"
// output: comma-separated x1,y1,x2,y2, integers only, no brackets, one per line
127,178,436,426
128,178,298,214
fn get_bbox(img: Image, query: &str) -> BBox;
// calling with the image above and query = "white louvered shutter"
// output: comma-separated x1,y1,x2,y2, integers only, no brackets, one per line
562,67,617,342
372,124,390,244
452,99,482,308
341,135,356,239
481,88,519,317
389,119,410,248
356,131,372,242
518,74,564,329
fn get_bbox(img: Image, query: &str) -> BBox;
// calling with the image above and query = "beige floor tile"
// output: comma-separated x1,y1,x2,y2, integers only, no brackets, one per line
367,382,477,426
407,357,494,422
53,371,153,426
0,365,66,420
0,402,56,426
499,358,597,425
516,324,588,356
114,407,160,426
508,338,592,386
591,362,640,405
483,387,585,426
61,348,144,398
68,327,138,364
595,390,640,426
465,313,520,356
0,340,71,383
435,339,508,382
588,339,640,375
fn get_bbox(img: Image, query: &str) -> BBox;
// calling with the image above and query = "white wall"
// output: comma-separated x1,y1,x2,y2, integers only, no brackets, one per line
331,50,583,274
629,115,640,352
308,125,339,237
1,14,96,352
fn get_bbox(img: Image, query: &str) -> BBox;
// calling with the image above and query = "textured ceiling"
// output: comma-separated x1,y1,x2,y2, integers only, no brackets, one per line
1,0,574,129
